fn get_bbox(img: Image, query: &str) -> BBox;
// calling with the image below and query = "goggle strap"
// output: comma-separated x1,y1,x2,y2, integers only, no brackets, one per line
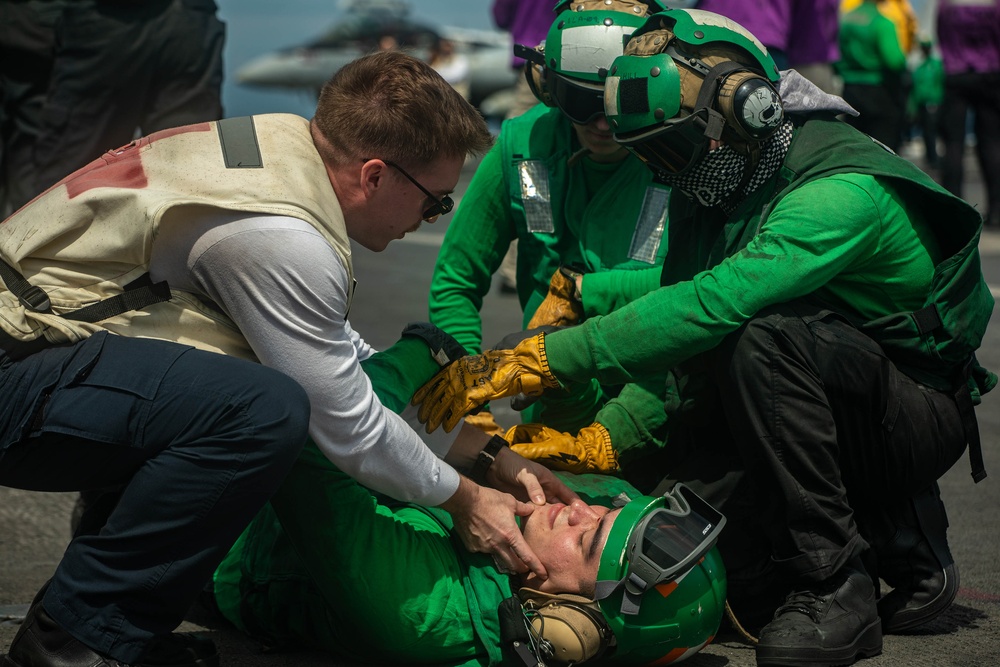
705,109,726,141
620,587,644,616
593,575,647,616
692,60,749,141
593,578,620,601
513,43,545,67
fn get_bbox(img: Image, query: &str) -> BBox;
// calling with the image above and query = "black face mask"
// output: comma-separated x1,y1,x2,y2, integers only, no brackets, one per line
648,119,794,210
659,143,748,207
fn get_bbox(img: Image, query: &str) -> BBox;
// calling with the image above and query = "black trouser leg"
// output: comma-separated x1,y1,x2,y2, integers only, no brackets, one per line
710,302,968,584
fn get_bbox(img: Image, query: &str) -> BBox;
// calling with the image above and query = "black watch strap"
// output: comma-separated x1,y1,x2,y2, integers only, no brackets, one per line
470,435,508,485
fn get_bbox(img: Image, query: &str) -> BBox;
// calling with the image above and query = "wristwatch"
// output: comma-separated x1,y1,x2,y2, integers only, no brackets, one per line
470,434,508,485
559,264,585,301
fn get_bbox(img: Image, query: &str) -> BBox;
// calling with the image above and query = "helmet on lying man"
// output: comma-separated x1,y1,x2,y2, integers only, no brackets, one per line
508,483,727,665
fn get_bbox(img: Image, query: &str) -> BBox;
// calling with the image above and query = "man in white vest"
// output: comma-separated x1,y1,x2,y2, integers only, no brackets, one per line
0,51,575,667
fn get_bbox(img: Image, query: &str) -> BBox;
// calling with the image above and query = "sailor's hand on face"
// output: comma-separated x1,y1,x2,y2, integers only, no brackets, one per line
486,445,581,507
440,476,548,580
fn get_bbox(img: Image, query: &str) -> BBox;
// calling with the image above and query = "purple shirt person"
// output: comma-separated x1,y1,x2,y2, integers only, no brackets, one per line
935,0,1000,227
492,0,555,68
936,0,1000,75
695,0,839,70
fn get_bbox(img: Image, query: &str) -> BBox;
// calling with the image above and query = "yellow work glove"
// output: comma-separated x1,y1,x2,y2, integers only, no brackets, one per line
413,333,560,433
527,266,584,329
463,410,505,437
505,422,619,474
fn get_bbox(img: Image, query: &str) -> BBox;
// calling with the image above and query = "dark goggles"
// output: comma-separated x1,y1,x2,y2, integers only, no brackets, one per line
624,483,725,592
615,108,714,177
549,73,607,126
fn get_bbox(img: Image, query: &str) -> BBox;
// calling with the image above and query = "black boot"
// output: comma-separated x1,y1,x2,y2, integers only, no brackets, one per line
755,558,882,667
1,586,218,667
873,483,959,633
0,584,132,667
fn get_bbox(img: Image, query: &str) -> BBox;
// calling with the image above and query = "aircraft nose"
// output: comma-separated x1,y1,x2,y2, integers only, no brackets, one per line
236,54,290,86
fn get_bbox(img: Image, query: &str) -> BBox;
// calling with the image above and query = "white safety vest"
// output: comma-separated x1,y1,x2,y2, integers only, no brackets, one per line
0,114,353,360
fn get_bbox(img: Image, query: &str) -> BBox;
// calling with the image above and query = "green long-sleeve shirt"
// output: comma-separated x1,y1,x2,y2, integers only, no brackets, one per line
429,106,665,354
545,117,991,394
429,105,671,465
837,1,908,85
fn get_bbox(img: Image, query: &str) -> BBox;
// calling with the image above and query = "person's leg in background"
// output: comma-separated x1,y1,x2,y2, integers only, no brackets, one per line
0,0,66,217
939,73,972,204
140,0,224,134
968,72,1000,226
31,0,224,198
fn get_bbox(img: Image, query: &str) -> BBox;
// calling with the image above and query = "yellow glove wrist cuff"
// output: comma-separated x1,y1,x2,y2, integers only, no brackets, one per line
511,333,560,395
580,423,619,472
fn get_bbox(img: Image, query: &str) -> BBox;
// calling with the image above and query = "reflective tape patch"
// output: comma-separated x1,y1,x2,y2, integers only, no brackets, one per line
217,116,262,168
629,186,669,264
518,161,554,234
559,25,634,76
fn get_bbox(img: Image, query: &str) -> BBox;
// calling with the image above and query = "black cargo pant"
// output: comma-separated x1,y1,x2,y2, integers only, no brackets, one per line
0,332,310,663
659,301,969,586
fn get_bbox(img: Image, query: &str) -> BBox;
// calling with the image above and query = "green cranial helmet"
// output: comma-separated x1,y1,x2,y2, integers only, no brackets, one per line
513,484,727,665
596,484,727,664
517,1,667,125
603,8,784,175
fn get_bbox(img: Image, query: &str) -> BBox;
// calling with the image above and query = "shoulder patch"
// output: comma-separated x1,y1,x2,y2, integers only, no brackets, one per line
217,116,263,168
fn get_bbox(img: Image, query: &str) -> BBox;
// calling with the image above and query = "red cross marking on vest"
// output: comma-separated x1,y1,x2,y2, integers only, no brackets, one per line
62,123,213,199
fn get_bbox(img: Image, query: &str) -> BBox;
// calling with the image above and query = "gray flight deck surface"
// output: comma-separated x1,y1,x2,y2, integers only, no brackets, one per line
2,147,999,666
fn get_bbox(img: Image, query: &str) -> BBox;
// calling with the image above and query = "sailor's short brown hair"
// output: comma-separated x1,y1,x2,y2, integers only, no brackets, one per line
312,50,493,168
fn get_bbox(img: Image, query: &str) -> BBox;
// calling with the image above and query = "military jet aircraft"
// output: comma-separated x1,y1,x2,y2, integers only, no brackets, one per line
235,0,519,114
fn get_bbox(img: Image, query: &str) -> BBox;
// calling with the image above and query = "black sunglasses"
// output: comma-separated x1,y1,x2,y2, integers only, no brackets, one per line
364,158,455,220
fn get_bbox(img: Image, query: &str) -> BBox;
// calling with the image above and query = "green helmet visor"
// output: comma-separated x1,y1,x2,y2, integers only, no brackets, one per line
596,483,726,615
604,52,715,176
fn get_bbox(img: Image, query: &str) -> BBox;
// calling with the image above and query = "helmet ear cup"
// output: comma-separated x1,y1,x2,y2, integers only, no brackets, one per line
529,600,612,664
716,71,784,143
524,52,555,107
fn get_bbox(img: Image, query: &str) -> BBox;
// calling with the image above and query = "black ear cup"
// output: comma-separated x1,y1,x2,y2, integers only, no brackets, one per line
717,71,784,142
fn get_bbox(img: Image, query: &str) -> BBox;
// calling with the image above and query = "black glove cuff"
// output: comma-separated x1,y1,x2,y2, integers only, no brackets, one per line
400,322,468,367
470,434,509,485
